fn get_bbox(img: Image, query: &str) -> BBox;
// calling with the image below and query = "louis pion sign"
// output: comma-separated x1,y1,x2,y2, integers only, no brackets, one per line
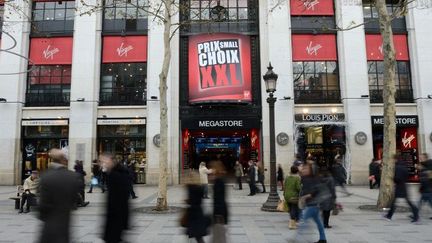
295,113,345,122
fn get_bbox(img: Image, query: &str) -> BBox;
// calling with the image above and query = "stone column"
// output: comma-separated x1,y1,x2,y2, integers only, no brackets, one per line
0,1,31,184
406,2,432,154
335,0,373,184
67,0,102,175
261,1,295,181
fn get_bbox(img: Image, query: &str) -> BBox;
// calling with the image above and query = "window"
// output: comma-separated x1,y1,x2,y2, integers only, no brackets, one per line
31,1,75,35
363,0,405,18
181,0,258,34
103,0,148,34
0,4,4,32
100,63,147,105
293,61,340,103
362,0,406,33
368,61,413,103
26,65,71,106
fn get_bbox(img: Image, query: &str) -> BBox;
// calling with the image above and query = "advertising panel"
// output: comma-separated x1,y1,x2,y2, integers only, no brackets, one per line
102,36,148,63
290,0,334,16
365,34,409,61
29,37,73,65
292,34,337,61
188,33,252,103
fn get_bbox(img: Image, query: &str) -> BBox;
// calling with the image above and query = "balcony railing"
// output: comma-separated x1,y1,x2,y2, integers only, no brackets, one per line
294,90,341,104
369,89,413,103
25,92,70,106
100,89,146,106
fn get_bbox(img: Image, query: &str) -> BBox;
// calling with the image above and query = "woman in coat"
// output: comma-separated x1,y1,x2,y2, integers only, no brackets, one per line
320,170,336,228
283,165,301,229
277,164,284,191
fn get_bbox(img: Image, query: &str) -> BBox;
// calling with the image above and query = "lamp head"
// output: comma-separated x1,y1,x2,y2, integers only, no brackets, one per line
263,63,278,93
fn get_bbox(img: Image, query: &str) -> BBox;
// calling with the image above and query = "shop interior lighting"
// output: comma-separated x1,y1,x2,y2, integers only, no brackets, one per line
302,108,309,114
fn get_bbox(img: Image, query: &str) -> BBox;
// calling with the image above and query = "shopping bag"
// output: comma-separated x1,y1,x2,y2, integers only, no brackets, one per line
277,199,288,212
91,177,98,185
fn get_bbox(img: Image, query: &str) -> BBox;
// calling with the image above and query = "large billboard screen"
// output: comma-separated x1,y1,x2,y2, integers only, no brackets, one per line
188,33,252,103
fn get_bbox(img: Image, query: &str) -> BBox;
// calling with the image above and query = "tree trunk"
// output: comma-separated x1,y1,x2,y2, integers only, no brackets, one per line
155,0,172,211
375,0,397,208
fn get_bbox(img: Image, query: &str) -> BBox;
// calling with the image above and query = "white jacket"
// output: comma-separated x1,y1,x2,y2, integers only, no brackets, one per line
199,166,212,184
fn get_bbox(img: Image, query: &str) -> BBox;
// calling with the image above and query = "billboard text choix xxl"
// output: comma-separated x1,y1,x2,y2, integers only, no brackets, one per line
188,34,252,103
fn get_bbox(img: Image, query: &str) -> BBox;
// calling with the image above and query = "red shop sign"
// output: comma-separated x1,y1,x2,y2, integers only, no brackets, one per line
29,37,73,65
399,127,417,150
292,34,337,61
290,0,334,16
365,34,409,61
102,36,148,63
188,33,252,103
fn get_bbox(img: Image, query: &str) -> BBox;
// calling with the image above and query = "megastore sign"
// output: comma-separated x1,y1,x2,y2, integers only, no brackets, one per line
183,118,259,130
371,116,418,126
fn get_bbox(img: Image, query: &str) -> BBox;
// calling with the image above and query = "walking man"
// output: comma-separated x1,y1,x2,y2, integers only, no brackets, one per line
234,161,243,190
247,160,256,196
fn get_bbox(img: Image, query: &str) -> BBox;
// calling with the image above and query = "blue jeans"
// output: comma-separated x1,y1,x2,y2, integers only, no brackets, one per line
418,193,432,211
298,206,326,241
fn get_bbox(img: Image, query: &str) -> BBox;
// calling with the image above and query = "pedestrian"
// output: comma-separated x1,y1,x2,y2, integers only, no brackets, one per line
19,170,39,213
296,161,327,243
417,153,432,219
369,158,381,189
257,162,266,193
234,161,243,190
277,164,284,191
127,161,138,199
74,160,89,207
331,158,351,196
211,160,228,243
320,170,336,229
99,153,131,243
88,159,105,193
283,165,301,230
38,149,80,243
384,154,419,223
247,160,256,196
183,172,211,243
199,162,213,199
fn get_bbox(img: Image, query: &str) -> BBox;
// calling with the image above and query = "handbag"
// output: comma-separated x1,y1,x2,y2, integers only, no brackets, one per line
277,199,288,212
91,177,98,185
298,197,306,210
287,197,299,204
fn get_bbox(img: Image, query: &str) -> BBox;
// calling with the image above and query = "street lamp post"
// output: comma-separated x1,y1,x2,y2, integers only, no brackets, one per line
262,63,280,212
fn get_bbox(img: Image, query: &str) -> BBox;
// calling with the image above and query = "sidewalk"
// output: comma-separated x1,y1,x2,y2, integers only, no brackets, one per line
0,184,431,243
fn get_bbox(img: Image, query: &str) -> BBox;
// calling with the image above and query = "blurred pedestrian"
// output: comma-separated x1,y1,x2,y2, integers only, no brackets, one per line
19,170,39,213
283,165,301,229
183,172,211,243
211,161,228,243
74,160,89,207
296,161,327,243
257,162,266,193
100,153,131,243
369,158,381,189
384,154,419,223
320,170,336,229
293,154,303,167
127,161,138,199
38,149,80,243
234,161,243,190
199,162,213,199
331,158,351,196
247,160,256,196
417,153,432,219
88,159,105,193
277,164,284,191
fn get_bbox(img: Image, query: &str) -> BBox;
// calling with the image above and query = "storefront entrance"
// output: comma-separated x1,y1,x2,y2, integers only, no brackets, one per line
21,120,69,181
296,125,346,170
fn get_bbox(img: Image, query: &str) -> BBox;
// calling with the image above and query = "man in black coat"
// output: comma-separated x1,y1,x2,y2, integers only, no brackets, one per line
247,160,256,196
384,155,419,222
100,153,131,243
38,149,80,243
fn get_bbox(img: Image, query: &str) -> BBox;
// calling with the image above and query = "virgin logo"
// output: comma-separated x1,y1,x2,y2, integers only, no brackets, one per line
43,45,60,60
303,0,320,10
306,41,322,56
402,132,415,148
378,44,383,55
117,42,134,57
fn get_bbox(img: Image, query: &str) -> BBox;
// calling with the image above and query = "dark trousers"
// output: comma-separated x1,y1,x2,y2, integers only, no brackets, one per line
418,192,432,212
386,196,419,220
248,181,256,195
322,210,331,226
288,202,300,220
203,184,209,198
130,182,136,198
369,176,381,189
259,180,266,193
236,176,242,190
20,192,35,210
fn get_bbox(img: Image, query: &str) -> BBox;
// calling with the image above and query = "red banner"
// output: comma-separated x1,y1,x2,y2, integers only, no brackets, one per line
29,37,73,65
188,33,252,103
292,34,337,61
102,36,148,63
290,0,334,16
365,34,409,61
399,127,417,150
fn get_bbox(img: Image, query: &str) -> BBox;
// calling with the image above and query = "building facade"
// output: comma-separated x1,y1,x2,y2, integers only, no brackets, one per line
0,0,432,185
